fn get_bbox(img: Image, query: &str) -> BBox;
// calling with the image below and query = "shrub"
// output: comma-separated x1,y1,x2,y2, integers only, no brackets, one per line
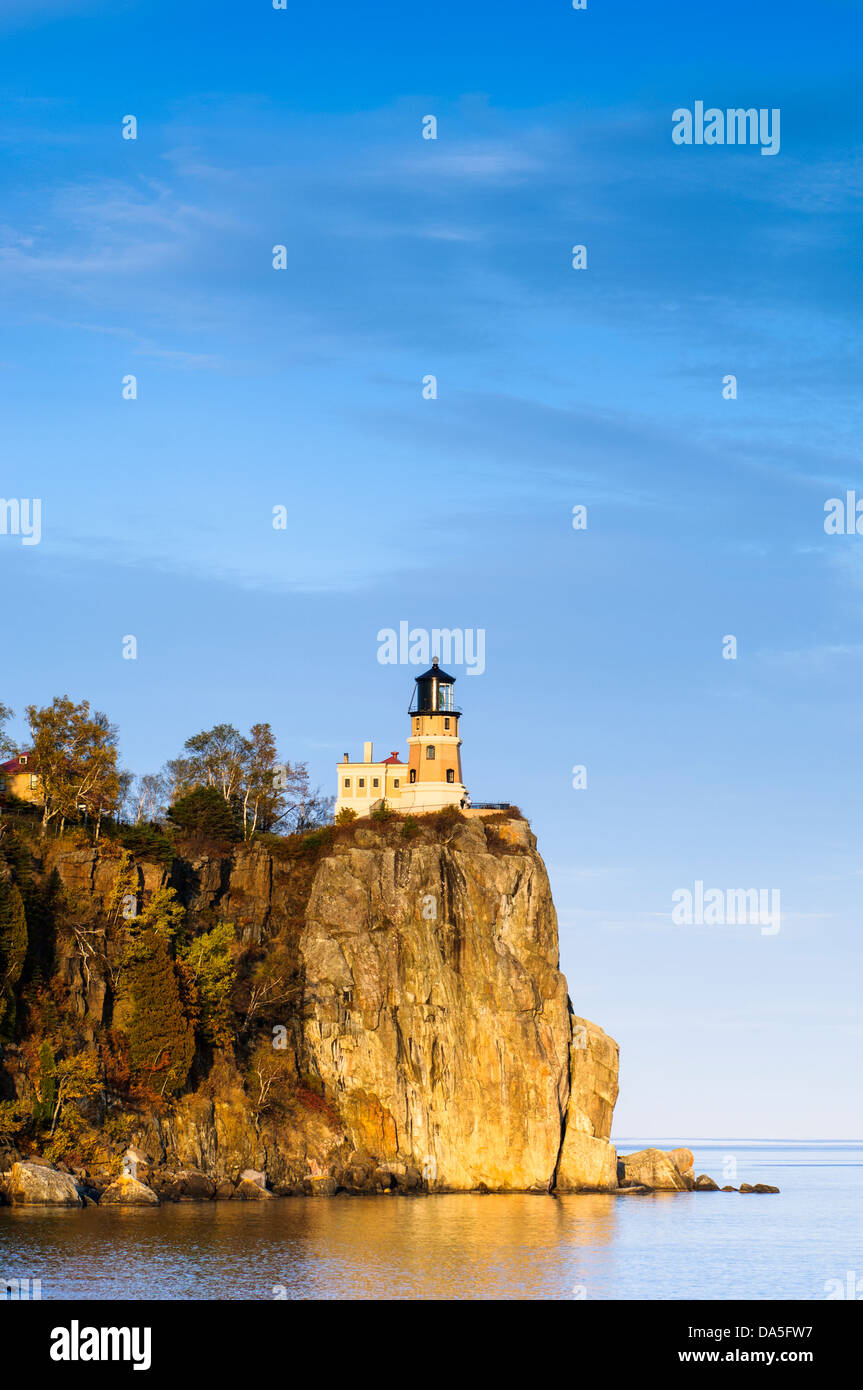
335,807,357,826
299,826,335,855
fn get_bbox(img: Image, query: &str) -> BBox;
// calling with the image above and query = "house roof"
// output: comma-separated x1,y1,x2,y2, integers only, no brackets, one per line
381,751,405,765
1,753,36,775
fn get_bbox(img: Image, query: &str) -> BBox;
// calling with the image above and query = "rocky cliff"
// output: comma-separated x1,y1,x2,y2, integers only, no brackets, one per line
0,811,619,1195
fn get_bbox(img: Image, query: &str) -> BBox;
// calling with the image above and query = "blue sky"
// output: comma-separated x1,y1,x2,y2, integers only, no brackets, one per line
1,0,862,1137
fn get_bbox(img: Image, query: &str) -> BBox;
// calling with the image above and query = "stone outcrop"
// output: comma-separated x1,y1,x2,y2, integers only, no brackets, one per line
555,1016,619,1190
6,1161,82,1206
99,1175,159,1206
4,814,625,1195
618,1148,692,1191
299,817,571,1190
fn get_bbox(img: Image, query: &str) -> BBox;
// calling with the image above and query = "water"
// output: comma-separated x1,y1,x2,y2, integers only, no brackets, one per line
1,1141,860,1300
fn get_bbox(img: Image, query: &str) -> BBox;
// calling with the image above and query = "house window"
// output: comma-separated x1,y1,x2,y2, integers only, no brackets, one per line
29,775,38,790
426,746,435,759
444,717,450,730
393,779,400,788
373,778,379,789
446,769,454,783
410,770,416,783
415,719,420,732
344,778,351,788
358,778,365,789
20,755,27,765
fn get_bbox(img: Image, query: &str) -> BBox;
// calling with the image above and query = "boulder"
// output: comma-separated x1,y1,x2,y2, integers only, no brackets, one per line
239,1168,267,1189
617,1148,690,1192
721,1185,738,1192
176,1170,215,1201
694,1174,720,1191
666,1147,695,1179
752,1183,780,1194
99,1175,159,1207
555,1017,619,1191
304,1175,337,1197
739,1183,754,1193
8,1161,82,1206
235,1177,274,1201
214,1180,235,1200
149,1168,214,1201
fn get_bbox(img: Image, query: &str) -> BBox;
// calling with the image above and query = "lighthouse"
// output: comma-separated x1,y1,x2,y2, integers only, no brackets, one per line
400,658,467,813
334,657,468,816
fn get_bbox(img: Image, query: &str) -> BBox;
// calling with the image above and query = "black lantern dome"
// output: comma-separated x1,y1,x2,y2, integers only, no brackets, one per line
409,657,460,715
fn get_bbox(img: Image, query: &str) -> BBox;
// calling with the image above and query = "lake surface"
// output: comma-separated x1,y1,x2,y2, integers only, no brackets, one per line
1,1141,860,1300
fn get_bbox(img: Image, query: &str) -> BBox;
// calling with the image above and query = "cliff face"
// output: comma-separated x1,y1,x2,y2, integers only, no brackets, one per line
301,817,570,1190
0,814,619,1194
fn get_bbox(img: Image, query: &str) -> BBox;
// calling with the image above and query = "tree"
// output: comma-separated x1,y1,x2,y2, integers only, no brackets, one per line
132,773,167,823
48,1051,102,1137
0,702,15,760
0,876,27,1036
165,721,316,840
170,723,247,804
178,922,236,1047
287,785,335,834
167,786,239,841
241,723,281,838
26,696,121,836
113,929,195,1097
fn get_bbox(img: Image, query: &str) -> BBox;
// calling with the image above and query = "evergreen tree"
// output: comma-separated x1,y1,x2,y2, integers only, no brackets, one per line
0,877,27,1036
113,930,195,1097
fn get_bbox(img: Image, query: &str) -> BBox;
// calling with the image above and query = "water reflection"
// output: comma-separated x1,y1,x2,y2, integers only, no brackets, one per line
1,1144,859,1300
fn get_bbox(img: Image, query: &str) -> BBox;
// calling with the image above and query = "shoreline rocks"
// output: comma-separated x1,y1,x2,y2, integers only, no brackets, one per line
99,1175,159,1207
5,1161,82,1207
617,1148,691,1192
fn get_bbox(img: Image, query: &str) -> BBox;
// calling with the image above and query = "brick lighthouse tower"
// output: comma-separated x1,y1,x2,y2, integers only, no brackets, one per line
400,658,467,813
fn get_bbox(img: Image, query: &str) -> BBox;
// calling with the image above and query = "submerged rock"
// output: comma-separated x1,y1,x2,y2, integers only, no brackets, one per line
694,1174,720,1191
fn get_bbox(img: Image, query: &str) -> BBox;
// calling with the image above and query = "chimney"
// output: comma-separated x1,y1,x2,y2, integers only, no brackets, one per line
363,741,373,764
343,753,349,763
